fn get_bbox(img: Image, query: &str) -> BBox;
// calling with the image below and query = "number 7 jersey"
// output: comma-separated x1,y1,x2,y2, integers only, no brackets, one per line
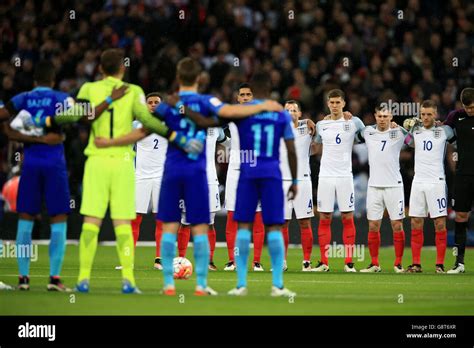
315,117,365,177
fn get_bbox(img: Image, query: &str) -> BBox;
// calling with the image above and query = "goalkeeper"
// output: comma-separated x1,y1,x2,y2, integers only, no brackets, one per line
41,49,204,294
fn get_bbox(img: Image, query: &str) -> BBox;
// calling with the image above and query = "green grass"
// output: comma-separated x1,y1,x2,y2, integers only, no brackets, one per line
1,245,473,315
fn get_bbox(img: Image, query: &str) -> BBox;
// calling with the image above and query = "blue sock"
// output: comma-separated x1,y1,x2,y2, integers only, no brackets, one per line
193,234,210,288
235,229,251,288
16,219,34,276
49,222,67,277
268,231,284,289
161,233,176,287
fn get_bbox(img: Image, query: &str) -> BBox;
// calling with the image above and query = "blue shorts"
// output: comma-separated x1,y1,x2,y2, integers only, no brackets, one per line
17,155,70,216
157,166,210,225
234,175,284,225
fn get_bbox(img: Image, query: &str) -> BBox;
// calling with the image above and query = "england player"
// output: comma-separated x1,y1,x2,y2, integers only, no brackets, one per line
39,49,202,294
443,87,474,274
177,125,229,270
403,100,454,273
359,106,408,273
94,92,168,271
223,83,266,272
280,100,315,271
313,89,364,272
228,72,297,297
0,61,77,291
154,58,284,296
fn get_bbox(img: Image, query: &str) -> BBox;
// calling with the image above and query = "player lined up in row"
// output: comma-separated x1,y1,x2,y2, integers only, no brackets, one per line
0,50,472,296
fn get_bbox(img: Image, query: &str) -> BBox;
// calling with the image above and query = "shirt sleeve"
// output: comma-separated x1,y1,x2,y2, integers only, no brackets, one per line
443,125,455,142
75,83,90,102
216,127,226,142
353,117,365,133
443,110,457,128
9,93,25,113
205,95,225,115
314,122,322,143
283,111,294,140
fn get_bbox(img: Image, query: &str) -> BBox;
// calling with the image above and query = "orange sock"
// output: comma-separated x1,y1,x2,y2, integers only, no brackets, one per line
435,229,447,265
300,226,313,261
393,231,405,265
226,211,238,262
410,229,424,264
155,220,163,257
342,217,356,264
318,219,332,265
368,231,380,266
178,225,191,258
131,214,142,247
208,227,216,261
253,212,265,263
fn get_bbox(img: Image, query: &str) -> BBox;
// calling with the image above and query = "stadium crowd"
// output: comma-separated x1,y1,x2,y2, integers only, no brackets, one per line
0,0,473,214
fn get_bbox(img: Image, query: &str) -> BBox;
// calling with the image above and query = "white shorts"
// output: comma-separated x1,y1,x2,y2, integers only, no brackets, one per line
317,177,354,213
180,184,221,225
409,182,447,218
224,169,261,212
367,186,405,221
283,180,314,220
135,177,162,214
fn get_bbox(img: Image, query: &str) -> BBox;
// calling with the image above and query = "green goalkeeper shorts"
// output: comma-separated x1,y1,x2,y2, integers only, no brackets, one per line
80,155,136,220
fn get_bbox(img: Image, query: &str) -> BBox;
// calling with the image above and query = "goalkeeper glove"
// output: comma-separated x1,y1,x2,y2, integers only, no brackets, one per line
403,117,422,131
168,131,204,157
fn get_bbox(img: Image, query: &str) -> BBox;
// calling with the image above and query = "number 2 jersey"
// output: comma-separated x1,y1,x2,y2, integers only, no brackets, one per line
315,116,365,178
132,120,168,180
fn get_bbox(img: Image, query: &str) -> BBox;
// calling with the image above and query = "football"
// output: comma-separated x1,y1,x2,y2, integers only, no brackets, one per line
173,257,193,280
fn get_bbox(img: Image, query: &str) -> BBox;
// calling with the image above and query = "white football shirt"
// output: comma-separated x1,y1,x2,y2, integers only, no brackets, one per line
362,125,407,187
280,120,313,181
227,122,241,171
411,125,454,183
316,116,365,177
206,127,226,184
133,120,167,180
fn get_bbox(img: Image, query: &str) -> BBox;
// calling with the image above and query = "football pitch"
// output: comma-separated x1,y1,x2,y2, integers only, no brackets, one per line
1,245,473,316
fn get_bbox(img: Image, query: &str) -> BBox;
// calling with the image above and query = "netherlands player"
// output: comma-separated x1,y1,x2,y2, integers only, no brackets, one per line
177,125,229,270
359,106,408,273
228,72,297,297
403,100,454,273
0,61,77,291
41,49,203,294
280,100,315,271
443,87,474,274
94,92,168,270
313,89,364,272
224,83,266,272
154,58,284,296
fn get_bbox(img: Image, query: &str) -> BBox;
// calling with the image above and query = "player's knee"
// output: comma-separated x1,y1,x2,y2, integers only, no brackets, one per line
319,212,332,221
391,220,403,232
455,212,469,222
368,220,381,231
298,218,311,229
411,218,423,230
434,218,446,231
341,212,353,220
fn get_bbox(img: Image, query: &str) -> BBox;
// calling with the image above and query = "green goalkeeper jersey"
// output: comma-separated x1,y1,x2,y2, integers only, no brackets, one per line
75,76,169,157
